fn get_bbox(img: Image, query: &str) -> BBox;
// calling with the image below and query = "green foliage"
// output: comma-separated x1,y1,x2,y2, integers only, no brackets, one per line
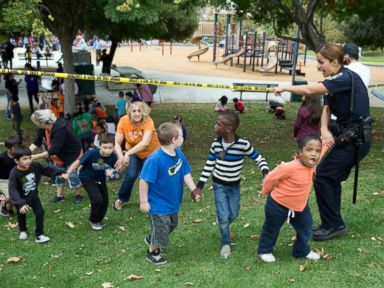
0,0,36,36
1,103,384,287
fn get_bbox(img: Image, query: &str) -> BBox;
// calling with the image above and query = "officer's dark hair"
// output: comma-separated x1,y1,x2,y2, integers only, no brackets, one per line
318,44,344,65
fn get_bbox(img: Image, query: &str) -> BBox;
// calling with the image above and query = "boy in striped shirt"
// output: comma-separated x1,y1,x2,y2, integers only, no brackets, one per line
193,111,269,258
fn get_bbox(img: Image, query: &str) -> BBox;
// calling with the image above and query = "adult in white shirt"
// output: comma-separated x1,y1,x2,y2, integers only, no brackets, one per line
343,43,371,88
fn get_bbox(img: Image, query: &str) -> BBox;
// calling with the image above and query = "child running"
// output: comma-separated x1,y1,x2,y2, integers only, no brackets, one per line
257,135,325,263
139,122,198,265
9,145,67,243
64,133,119,230
194,111,269,258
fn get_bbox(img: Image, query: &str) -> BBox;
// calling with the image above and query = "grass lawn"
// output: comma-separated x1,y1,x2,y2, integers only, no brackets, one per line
306,50,384,65
1,103,384,288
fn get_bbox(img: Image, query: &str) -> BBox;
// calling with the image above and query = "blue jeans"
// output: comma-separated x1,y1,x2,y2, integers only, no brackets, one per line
118,155,145,203
213,181,240,245
257,195,313,258
54,164,81,189
6,92,11,118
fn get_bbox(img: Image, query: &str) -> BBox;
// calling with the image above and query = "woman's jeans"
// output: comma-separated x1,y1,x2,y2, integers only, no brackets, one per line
118,155,145,203
257,195,312,258
213,181,240,246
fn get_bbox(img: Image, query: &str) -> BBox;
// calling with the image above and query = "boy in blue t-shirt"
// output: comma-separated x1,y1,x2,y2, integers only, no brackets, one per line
139,122,198,265
64,133,119,231
115,91,127,121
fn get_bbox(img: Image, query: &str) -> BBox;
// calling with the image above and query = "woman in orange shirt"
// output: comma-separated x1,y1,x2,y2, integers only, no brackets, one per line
113,101,160,210
257,135,326,263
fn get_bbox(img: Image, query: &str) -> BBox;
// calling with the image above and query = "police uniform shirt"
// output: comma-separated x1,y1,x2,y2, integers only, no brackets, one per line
323,67,370,126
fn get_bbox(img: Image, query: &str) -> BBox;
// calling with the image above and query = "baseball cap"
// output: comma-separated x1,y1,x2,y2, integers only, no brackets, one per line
343,43,360,60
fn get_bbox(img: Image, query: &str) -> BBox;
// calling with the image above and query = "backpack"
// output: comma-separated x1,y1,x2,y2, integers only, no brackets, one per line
148,84,157,95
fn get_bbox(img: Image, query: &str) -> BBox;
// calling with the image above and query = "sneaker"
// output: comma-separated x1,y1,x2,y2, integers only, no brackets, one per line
74,195,83,204
0,205,9,217
146,249,167,265
144,236,165,253
50,196,64,203
259,253,276,263
112,199,124,211
89,221,102,231
35,234,50,244
306,250,321,261
220,244,231,259
19,231,28,240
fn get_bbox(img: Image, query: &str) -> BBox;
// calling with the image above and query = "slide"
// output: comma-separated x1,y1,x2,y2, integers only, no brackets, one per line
255,43,278,72
187,36,209,60
255,54,278,72
214,48,246,65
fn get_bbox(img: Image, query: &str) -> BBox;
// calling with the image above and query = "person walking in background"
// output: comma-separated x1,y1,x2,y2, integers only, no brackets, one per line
4,74,22,120
100,49,112,74
343,43,370,88
24,64,40,114
194,111,269,259
115,91,127,121
93,37,102,65
293,95,322,144
135,84,154,107
11,95,23,141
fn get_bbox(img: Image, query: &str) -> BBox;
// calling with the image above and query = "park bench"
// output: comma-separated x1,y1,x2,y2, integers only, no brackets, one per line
18,52,54,67
232,82,278,101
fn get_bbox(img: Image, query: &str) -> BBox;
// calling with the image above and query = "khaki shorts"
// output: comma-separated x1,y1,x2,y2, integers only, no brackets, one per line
0,179,9,198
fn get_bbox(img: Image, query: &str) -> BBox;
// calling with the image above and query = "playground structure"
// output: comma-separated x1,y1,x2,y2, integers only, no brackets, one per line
187,36,209,61
188,13,308,77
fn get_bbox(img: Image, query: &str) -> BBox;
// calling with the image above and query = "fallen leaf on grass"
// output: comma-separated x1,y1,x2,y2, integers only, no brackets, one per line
193,218,204,223
118,226,125,231
291,236,297,241
357,248,363,253
251,235,259,240
101,282,114,288
85,271,94,276
66,221,75,229
155,269,161,272
241,175,247,181
371,236,377,241
299,265,305,272
126,274,143,281
4,222,17,229
315,248,333,260
245,266,251,271
184,282,194,286
54,209,61,213
288,278,295,283
51,254,62,259
243,223,250,228
7,256,22,264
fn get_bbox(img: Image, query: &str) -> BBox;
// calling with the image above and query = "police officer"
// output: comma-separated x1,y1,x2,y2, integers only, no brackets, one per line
273,43,371,241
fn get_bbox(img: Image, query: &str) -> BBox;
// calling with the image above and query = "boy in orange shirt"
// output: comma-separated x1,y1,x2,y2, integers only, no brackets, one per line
257,135,326,263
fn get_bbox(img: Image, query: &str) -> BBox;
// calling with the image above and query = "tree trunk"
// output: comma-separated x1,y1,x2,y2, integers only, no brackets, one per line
109,38,119,65
58,28,77,115
300,22,325,51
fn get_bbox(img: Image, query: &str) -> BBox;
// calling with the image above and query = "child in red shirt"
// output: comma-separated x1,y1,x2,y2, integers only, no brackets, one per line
257,135,326,263
233,98,245,113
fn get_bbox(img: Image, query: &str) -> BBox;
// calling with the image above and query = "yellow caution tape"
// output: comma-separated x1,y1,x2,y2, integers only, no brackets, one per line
0,68,273,92
1,68,382,92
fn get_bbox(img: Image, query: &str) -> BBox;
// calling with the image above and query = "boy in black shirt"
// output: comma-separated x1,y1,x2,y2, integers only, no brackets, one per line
0,135,20,217
65,134,118,230
9,145,67,243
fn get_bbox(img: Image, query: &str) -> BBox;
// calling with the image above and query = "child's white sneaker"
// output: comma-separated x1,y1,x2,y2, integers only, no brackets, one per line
35,234,50,244
220,244,231,259
259,253,276,263
306,250,321,260
19,231,28,240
